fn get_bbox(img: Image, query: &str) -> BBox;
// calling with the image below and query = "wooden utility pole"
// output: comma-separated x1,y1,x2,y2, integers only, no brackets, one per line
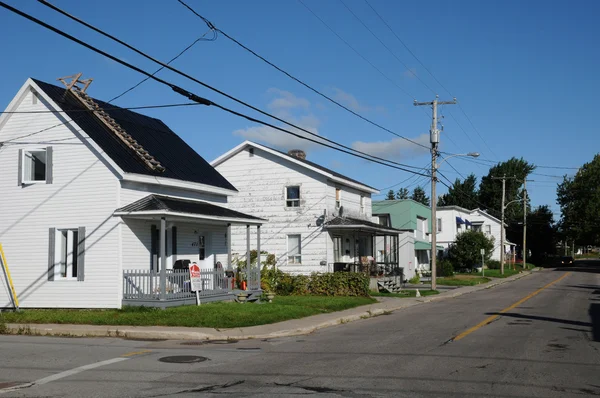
492,175,518,275
414,96,457,290
522,179,533,269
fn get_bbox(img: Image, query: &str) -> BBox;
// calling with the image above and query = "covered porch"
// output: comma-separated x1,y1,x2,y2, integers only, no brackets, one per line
114,195,266,308
324,216,404,279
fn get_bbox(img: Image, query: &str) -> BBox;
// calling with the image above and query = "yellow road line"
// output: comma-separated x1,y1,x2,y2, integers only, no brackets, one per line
453,272,570,342
121,349,152,357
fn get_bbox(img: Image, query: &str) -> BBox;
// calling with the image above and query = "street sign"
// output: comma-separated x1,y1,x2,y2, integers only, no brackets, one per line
189,263,202,292
480,249,485,255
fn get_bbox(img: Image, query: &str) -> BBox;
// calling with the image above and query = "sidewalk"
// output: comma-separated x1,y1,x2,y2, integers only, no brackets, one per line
4,269,538,341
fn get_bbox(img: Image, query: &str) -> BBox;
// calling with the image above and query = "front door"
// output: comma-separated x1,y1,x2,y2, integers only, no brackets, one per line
196,234,213,269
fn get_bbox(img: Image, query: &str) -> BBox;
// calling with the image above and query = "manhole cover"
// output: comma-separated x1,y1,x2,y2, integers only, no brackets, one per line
206,339,238,344
158,356,208,363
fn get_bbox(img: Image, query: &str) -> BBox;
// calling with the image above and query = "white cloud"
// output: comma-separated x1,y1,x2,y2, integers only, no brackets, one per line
352,134,430,159
233,88,324,151
266,88,310,111
403,68,418,79
331,87,368,112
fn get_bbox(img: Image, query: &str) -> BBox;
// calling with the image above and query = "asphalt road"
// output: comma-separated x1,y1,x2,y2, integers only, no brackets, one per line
1,260,599,397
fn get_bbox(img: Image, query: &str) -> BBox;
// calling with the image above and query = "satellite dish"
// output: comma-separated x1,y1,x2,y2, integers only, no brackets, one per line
338,206,344,217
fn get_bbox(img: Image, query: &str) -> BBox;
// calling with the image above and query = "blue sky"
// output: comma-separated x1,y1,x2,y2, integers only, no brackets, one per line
1,0,597,218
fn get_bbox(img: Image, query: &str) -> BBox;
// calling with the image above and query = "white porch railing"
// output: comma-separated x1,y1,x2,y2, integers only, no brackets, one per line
123,269,235,301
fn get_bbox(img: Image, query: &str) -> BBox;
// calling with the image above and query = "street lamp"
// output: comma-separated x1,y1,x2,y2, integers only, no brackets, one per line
431,152,480,290
500,198,524,274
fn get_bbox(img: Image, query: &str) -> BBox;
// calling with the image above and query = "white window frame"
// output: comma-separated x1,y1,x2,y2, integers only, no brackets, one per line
335,188,341,209
286,185,301,208
485,224,492,235
287,234,302,265
360,195,365,213
22,148,47,184
55,229,79,280
437,218,442,233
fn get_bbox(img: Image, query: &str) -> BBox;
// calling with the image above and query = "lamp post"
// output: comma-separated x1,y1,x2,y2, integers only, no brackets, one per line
431,152,479,290
501,198,524,274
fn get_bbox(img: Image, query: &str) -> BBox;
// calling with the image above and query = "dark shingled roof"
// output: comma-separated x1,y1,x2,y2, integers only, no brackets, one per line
325,216,406,234
33,79,236,191
268,146,377,191
116,194,264,221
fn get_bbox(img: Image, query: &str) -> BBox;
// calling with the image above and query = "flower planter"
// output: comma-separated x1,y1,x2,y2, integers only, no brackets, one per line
265,292,276,303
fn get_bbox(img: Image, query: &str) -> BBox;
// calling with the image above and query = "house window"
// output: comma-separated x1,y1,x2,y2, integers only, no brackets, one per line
286,186,300,207
437,218,442,232
472,224,482,232
56,229,78,279
335,188,341,208
23,149,47,183
287,235,302,264
416,217,426,239
360,196,365,213
378,216,389,227
485,225,491,235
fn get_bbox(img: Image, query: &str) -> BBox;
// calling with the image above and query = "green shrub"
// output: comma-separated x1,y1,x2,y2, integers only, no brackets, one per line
448,230,495,269
487,260,501,270
438,259,454,277
275,272,369,297
408,274,420,284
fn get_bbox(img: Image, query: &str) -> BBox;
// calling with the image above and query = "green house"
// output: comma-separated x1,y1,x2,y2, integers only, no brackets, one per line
372,199,443,279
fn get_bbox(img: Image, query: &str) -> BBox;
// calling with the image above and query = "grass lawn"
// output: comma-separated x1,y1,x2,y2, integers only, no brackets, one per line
0,296,375,329
436,275,491,286
371,290,439,298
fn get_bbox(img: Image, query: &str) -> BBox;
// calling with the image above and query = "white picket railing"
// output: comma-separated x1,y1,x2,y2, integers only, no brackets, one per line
123,268,237,301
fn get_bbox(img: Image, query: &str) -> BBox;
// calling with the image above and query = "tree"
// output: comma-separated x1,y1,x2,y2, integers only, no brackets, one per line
385,189,395,200
396,187,409,200
447,230,495,269
478,157,535,223
557,154,600,245
411,186,430,206
437,173,479,209
526,205,558,260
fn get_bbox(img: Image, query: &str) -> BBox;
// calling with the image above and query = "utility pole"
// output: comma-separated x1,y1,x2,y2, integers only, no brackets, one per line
522,179,533,270
492,175,517,275
414,96,456,290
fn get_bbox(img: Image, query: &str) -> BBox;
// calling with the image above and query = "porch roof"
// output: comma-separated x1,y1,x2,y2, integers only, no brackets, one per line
415,240,445,251
114,194,265,225
324,216,407,235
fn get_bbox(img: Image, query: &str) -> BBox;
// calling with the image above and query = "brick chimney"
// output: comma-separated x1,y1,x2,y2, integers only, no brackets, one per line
288,149,306,160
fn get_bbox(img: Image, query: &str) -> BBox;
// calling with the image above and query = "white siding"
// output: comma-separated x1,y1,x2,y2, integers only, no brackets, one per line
326,181,373,219
215,147,330,274
119,180,227,206
0,89,121,308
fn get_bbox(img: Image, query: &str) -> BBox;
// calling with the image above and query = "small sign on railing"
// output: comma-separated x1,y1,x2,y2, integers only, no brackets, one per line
189,262,202,305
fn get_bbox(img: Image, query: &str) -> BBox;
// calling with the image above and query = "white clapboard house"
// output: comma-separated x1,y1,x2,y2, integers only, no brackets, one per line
0,76,265,309
212,141,405,278
436,205,516,262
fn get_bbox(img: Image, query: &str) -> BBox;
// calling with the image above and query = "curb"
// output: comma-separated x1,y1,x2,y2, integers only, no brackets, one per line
2,270,536,341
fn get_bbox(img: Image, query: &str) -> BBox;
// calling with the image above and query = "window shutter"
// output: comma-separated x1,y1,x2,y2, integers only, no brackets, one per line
172,226,177,259
18,149,23,186
77,226,86,281
46,146,53,184
48,228,56,281
150,224,157,272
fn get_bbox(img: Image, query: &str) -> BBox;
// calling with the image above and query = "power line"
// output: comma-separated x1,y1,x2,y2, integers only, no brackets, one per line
32,0,429,172
1,102,202,114
297,0,418,102
338,0,436,95
108,28,216,103
364,0,452,98
1,1,430,178
175,0,430,151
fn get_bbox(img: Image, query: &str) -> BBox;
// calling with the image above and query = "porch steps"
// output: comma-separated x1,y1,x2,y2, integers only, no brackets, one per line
377,277,404,293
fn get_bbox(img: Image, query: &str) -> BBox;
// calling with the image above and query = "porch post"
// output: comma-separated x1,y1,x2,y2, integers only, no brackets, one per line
257,225,261,290
160,217,166,301
227,223,232,269
246,225,251,289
